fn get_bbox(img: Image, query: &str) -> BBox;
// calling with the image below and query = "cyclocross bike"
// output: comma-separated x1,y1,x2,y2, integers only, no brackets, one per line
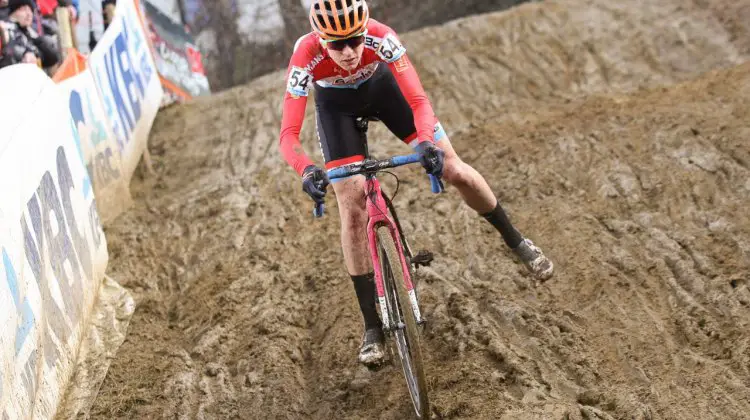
312,119,443,419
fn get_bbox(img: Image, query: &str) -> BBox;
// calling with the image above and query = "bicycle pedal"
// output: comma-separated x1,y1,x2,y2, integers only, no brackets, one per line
411,250,434,268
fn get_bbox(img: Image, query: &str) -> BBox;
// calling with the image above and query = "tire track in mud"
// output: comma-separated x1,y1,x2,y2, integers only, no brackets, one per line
89,0,750,419
461,64,750,419
410,0,745,127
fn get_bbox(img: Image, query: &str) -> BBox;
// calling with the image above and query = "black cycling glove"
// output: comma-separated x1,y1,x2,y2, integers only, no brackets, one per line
414,141,445,178
301,165,330,205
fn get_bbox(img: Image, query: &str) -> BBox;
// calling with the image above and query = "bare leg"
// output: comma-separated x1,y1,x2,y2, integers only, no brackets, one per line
435,136,498,214
332,174,386,365
332,175,372,275
433,136,554,280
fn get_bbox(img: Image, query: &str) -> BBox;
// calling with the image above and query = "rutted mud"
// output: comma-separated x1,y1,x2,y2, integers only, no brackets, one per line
88,0,750,419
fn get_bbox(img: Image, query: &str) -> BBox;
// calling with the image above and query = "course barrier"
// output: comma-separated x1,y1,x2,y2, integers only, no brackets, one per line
55,0,164,223
58,64,134,225
0,64,109,419
87,0,164,185
0,0,173,417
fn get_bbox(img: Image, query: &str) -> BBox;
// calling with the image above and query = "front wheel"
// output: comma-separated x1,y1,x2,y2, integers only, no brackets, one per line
376,226,429,418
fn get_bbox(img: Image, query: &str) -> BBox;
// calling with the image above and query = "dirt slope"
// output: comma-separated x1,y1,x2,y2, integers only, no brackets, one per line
88,0,750,419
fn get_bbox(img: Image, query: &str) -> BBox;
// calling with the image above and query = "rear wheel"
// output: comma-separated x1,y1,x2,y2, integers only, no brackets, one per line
376,226,429,418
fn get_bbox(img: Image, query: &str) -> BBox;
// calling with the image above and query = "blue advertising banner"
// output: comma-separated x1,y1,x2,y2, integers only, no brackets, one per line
87,0,164,180
59,69,133,224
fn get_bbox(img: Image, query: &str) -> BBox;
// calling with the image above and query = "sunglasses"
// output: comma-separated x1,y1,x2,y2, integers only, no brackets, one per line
324,33,366,51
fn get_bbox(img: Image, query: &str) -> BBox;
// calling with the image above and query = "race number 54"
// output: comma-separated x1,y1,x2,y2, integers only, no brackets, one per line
287,66,312,96
377,33,406,63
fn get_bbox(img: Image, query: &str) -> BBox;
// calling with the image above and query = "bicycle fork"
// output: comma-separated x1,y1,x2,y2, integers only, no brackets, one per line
364,174,426,332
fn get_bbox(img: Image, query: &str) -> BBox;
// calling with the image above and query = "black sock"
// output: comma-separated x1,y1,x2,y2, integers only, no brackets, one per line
351,273,382,330
481,201,524,248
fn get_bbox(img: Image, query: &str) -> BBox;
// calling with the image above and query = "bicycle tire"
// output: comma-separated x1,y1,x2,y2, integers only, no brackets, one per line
376,226,429,418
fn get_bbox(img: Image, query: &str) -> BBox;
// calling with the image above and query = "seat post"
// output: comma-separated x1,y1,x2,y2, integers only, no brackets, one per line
355,116,371,159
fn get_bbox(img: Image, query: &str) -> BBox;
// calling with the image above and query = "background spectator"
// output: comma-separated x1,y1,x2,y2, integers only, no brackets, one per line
0,0,8,21
35,0,80,58
36,0,60,44
0,4,6,58
102,0,115,30
35,0,78,22
0,0,60,69
56,0,78,21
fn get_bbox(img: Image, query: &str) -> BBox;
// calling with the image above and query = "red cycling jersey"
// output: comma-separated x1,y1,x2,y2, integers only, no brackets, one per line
279,19,436,175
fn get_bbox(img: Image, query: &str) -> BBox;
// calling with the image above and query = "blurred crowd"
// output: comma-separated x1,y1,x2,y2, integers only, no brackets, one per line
0,0,81,73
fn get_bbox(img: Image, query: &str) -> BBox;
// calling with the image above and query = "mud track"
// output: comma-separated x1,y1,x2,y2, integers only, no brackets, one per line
88,0,750,419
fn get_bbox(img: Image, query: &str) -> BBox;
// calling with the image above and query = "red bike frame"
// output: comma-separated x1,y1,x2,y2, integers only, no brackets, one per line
364,176,424,329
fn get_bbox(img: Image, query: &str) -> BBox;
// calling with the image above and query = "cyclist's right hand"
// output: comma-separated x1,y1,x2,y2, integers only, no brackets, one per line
302,165,330,205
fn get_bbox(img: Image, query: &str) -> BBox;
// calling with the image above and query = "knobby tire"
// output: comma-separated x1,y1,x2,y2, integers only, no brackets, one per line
376,226,429,419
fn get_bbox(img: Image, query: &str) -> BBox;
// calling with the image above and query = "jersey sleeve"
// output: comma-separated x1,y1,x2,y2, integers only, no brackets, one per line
279,36,317,176
372,23,436,145
388,53,435,145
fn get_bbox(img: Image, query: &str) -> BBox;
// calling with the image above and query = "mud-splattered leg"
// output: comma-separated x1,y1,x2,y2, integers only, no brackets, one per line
331,175,386,364
331,174,372,275
434,136,554,280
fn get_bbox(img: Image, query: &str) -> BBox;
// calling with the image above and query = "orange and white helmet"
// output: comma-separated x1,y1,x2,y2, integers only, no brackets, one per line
309,0,370,40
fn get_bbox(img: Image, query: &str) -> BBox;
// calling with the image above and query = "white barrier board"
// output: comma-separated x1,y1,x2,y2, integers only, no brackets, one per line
0,64,108,419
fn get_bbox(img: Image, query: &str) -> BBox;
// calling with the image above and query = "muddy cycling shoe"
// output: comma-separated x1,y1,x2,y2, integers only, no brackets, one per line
358,327,386,367
513,238,554,281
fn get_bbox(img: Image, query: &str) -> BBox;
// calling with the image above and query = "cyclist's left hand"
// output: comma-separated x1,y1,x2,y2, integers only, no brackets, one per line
302,165,330,205
415,141,445,179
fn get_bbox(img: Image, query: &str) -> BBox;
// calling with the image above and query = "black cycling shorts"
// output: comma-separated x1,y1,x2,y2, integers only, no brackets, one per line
313,63,446,174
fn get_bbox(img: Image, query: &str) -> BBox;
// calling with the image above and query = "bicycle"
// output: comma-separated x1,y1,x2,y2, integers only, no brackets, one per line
312,128,443,419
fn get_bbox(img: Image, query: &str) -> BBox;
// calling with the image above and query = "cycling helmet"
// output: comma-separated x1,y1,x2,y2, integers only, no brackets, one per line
309,0,369,40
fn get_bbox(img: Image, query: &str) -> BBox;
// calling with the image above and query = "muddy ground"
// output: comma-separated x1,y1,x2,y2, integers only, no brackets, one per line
86,0,750,419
